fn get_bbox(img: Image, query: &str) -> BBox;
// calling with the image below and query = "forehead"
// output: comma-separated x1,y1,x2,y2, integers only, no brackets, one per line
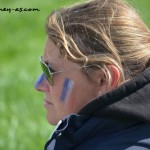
43,37,61,62
43,37,78,68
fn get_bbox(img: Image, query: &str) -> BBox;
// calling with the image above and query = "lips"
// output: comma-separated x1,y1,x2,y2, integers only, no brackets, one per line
44,100,53,107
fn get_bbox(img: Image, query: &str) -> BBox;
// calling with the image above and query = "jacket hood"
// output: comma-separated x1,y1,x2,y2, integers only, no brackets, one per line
78,68,150,122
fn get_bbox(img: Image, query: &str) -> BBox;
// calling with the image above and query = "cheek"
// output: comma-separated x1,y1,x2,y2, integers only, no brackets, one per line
51,77,75,104
48,80,76,121
60,78,75,102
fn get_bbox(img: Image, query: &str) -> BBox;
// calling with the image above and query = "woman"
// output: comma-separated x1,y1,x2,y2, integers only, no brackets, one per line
35,0,150,149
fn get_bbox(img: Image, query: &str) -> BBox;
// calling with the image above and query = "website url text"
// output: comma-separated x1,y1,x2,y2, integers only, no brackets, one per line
0,8,40,13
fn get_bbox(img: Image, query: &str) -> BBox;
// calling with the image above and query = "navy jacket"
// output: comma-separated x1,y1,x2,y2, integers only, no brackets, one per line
45,68,150,150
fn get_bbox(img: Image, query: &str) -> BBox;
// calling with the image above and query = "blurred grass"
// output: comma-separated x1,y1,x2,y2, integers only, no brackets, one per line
0,0,150,149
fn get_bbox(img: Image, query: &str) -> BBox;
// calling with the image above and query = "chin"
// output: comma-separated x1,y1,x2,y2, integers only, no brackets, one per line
46,114,58,125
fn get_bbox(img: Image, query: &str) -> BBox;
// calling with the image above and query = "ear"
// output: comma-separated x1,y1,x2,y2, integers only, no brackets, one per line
89,65,120,95
108,65,120,88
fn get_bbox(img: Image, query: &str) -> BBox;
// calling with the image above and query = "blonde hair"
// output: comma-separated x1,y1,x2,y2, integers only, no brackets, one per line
46,0,150,84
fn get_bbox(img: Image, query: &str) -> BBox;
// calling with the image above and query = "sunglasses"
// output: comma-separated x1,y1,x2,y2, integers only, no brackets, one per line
40,56,94,85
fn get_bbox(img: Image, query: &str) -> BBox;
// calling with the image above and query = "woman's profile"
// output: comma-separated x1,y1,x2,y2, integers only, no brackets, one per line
35,0,150,149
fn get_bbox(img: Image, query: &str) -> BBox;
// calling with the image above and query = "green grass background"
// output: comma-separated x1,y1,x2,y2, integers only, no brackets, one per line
0,0,150,149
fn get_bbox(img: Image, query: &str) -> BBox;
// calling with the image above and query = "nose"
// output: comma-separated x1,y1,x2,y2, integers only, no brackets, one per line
34,73,50,92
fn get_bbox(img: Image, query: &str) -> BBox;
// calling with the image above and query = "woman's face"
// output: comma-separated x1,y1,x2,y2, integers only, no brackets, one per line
35,38,98,125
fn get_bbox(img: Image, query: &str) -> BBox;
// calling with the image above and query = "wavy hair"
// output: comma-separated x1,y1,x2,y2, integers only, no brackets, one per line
46,0,150,84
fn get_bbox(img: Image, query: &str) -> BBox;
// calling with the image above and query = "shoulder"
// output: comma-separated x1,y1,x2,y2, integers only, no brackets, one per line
75,123,150,150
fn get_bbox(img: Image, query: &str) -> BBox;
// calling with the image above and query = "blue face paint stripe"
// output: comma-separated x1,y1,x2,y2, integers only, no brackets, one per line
60,78,70,102
34,73,46,89
65,79,74,101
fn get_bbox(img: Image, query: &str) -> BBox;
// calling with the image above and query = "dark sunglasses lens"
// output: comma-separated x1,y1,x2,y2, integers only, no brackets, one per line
40,61,53,85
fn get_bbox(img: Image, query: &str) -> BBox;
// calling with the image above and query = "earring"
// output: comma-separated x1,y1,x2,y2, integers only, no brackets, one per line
97,90,102,97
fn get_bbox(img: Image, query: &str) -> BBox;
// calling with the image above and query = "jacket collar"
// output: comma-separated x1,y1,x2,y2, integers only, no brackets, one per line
78,68,150,122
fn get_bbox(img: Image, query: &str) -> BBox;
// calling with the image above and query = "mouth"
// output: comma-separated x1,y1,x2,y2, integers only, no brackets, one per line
44,100,53,107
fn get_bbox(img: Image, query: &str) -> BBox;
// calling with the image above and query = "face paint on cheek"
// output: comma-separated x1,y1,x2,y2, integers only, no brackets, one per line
60,78,75,102
34,73,46,89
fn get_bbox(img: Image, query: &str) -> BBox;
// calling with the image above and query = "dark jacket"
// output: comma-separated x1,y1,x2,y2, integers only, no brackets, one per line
45,68,150,150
